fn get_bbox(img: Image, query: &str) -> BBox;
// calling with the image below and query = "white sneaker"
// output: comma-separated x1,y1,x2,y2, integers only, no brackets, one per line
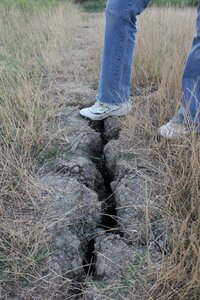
80,100,132,121
159,120,190,139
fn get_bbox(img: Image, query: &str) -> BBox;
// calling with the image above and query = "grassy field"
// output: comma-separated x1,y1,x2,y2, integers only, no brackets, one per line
0,0,199,299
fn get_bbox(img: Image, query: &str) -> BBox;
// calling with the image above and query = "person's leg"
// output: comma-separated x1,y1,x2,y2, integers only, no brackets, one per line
181,5,200,130
97,0,150,105
80,0,150,120
160,5,200,138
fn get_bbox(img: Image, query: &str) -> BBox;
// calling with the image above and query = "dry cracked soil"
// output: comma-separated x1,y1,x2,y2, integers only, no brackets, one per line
38,13,168,300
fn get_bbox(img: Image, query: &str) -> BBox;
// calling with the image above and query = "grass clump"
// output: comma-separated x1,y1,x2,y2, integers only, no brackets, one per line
0,2,81,297
125,8,200,300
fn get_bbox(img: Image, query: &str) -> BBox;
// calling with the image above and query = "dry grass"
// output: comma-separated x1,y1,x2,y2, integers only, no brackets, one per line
0,2,81,298
0,3,199,299
124,8,200,300
134,8,196,121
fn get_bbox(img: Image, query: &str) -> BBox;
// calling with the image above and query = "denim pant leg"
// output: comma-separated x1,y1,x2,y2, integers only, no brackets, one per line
96,0,150,105
178,5,200,130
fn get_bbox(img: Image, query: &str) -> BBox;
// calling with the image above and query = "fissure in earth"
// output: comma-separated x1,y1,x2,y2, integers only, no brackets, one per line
82,119,120,276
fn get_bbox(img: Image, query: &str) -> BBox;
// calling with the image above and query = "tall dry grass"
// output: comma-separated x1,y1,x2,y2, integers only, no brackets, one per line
124,8,200,300
134,8,196,122
0,3,81,297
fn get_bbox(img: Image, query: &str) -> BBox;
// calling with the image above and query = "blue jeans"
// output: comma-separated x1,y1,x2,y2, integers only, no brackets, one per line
97,0,200,128
179,4,200,130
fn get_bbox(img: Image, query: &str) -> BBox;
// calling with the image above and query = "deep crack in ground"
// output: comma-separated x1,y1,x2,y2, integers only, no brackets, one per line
90,120,118,231
82,119,120,277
